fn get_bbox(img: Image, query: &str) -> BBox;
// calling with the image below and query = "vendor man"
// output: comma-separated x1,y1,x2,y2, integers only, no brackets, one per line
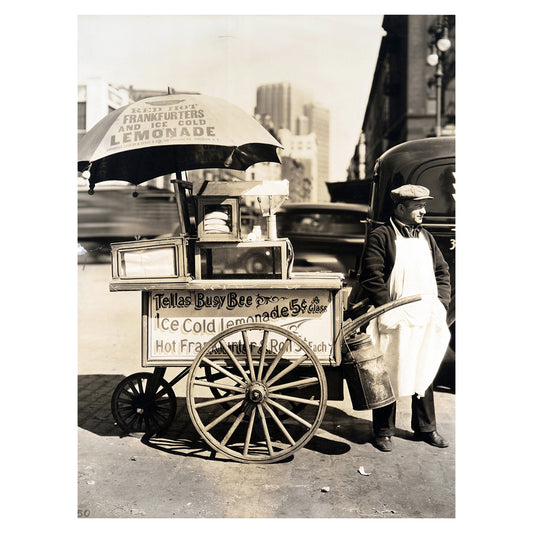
359,185,451,452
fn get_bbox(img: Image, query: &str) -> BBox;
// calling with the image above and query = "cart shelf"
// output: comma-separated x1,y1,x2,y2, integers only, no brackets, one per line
110,272,345,292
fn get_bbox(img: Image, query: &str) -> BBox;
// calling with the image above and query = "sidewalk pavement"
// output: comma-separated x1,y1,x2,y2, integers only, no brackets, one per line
78,372,455,518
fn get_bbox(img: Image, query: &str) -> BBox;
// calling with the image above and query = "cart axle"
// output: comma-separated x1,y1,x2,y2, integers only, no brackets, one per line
247,382,267,403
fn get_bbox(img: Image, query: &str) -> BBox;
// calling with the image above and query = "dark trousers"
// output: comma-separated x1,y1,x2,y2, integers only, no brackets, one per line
373,384,436,437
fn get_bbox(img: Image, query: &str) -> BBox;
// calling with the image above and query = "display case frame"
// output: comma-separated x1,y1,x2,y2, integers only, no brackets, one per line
110,236,192,285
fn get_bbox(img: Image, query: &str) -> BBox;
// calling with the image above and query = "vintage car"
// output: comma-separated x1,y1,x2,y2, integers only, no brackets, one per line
78,182,180,263
276,202,368,274
354,136,456,391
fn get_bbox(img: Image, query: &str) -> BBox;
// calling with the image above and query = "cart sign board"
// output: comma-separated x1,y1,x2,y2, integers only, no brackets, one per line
142,288,338,365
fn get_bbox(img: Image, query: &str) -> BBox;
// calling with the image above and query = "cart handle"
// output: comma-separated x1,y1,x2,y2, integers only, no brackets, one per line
343,295,422,337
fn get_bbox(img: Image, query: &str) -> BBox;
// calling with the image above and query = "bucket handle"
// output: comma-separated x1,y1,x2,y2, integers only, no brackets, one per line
343,294,422,337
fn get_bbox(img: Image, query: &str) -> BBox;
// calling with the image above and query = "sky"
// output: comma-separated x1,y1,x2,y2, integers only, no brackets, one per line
78,14,385,181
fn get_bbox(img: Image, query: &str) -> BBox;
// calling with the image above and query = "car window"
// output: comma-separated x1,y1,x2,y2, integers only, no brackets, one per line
415,163,455,216
277,211,365,236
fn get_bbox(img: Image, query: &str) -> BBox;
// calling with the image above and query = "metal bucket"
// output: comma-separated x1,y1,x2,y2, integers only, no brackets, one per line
342,333,395,410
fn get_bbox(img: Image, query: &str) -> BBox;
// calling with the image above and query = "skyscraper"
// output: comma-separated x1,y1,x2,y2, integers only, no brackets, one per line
255,82,330,199
255,82,313,133
304,102,330,184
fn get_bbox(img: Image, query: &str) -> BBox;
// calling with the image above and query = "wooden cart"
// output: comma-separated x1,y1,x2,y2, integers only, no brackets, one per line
107,180,417,463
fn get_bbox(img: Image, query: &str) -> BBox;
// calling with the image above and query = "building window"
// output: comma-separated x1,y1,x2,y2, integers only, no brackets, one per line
78,102,86,130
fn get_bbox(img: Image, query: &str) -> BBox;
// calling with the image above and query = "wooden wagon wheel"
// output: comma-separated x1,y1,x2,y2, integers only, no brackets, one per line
204,356,308,419
186,323,328,463
111,372,176,435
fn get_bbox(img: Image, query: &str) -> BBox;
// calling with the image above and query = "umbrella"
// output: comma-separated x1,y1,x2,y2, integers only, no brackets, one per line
78,93,283,191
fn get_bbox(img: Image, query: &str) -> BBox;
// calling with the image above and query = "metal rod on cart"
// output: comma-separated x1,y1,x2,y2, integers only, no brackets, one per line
343,295,422,337
147,367,166,396
171,170,190,236
166,366,191,389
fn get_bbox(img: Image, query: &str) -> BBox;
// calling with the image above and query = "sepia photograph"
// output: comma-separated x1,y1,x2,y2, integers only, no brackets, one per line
5,2,532,527
76,12,458,519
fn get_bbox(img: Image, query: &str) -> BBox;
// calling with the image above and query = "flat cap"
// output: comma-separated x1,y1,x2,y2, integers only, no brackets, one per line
390,185,433,204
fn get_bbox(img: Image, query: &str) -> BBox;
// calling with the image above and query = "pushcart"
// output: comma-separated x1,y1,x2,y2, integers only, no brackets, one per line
78,93,418,463
107,180,418,464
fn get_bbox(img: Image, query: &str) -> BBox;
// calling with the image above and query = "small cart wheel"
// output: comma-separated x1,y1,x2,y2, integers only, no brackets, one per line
111,372,176,435
186,324,328,464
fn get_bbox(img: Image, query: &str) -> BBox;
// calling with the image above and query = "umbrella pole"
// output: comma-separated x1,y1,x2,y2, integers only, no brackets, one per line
171,171,192,237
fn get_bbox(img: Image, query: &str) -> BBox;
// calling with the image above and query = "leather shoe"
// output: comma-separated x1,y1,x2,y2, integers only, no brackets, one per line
374,436,392,452
415,430,448,448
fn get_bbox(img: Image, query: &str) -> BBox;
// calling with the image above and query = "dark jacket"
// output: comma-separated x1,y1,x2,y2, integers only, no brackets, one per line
359,221,451,310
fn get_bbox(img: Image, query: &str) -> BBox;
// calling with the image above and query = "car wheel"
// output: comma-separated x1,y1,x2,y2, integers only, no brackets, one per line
244,253,271,275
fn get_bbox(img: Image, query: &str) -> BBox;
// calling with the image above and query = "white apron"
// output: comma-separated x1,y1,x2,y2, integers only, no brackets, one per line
367,222,450,397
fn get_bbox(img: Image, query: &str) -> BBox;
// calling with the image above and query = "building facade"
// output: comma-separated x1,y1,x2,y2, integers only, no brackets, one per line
304,102,330,189
255,82,313,133
78,78,132,142
348,15,455,182
278,129,318,203
255,82,330,201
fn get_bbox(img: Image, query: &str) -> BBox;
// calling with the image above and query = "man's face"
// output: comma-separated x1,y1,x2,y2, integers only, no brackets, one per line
396,200,427,225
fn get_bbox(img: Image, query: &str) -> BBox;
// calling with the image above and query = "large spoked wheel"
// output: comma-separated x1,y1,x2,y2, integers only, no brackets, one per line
111,372,177,435
186,324,328,463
